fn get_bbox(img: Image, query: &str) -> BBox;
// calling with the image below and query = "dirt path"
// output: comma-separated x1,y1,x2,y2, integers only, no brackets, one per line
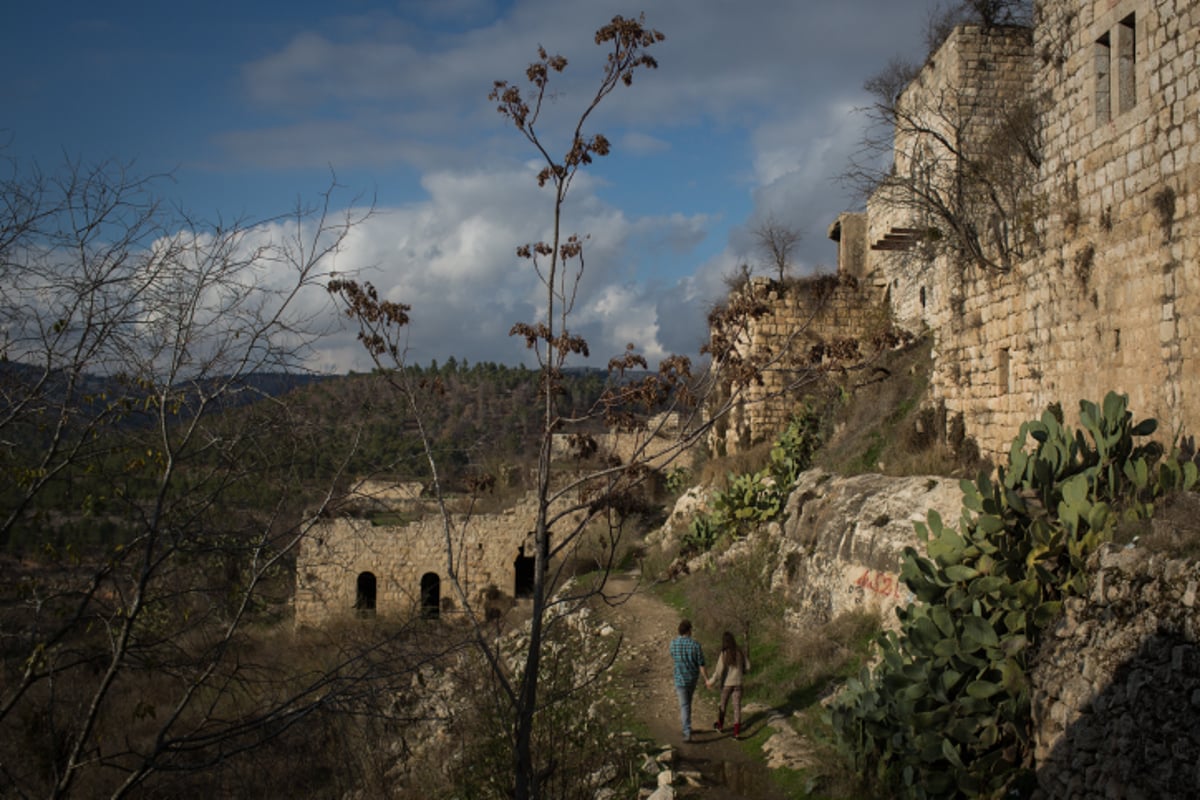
599,571,791,799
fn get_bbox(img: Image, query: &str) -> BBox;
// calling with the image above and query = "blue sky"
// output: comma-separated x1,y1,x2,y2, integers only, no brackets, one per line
2,0,936,373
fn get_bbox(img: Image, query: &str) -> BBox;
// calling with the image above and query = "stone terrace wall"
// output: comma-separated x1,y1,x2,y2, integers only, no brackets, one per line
710,276,889,456
1030,543,1200,797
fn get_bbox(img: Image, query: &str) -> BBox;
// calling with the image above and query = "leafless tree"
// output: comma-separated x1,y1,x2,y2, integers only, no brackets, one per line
753,218,802,283
0,156,452,797
925,0,1034,53
329,14,820,799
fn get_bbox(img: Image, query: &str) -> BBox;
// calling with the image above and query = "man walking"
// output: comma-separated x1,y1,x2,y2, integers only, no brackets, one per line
669,619,710,743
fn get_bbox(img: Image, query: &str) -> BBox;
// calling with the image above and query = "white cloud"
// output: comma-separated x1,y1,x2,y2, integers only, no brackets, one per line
620,131,671,156
216,0,937,369
285,164,714,373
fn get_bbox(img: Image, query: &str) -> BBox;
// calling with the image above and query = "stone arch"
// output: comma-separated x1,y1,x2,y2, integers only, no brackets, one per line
420,572,440,619
355,571,377,617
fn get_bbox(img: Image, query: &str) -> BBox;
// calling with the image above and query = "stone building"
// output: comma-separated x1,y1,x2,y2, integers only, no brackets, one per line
723,0,1199,458
852,0,1200,457
295,491,580,627
707,272,892,456
295,423,685,628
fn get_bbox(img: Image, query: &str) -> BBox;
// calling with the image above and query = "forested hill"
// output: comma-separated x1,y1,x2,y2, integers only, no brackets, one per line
0,359,621,553
277,362,617,488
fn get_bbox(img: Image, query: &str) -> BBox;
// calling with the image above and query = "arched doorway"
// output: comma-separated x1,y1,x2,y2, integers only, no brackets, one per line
355,571,377,618
420,572,440,619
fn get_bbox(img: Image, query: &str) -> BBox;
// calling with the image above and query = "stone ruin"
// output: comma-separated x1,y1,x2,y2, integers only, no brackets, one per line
720,0,1200,462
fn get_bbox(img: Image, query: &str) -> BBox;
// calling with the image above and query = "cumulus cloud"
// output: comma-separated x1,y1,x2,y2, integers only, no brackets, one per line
6,0,947,379
218,0,936,371
290,164,713,372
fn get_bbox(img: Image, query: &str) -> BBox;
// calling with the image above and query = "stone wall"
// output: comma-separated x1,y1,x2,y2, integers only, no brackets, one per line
553,411,698,473
866,22,1035,335
339,478,425,514
294,492,585,627
710,276,890,455
857,0,1200,459
1030,543,1200,797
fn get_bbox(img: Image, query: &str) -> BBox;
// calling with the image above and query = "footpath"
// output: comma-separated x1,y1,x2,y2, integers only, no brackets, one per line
600,572,816,799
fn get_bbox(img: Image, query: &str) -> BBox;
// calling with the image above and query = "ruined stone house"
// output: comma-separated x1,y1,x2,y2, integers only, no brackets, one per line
294,418,688,627
727,0,1200,459
294,491,559,628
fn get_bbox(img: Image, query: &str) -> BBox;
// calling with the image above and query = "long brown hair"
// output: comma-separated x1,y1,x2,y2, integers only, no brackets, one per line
720,631,742,668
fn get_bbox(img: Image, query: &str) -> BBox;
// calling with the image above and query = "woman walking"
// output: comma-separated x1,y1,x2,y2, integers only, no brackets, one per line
707,631,750,738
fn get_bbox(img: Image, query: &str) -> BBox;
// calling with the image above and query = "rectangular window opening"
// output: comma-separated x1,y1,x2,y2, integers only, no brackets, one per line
1095,32,1112,125
1117,14,1137,114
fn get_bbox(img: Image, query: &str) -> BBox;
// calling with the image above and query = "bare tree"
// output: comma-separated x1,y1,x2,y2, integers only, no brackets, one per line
846,21,1041,273
753,218,802,283
0,157,452,797
925,0,1034,53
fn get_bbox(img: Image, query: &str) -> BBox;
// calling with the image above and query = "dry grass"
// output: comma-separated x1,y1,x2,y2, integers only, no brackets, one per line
1114,489,1200,560
816,336,986,479
697,439,775,489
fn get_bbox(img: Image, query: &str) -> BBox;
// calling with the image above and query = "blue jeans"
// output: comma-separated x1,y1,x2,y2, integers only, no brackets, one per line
675,684,697,737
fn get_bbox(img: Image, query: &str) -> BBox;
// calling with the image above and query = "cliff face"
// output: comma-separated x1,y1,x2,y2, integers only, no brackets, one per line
767,469,963,628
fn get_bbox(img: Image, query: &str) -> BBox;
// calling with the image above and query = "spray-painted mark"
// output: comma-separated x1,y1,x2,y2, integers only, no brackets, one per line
854,568,905,601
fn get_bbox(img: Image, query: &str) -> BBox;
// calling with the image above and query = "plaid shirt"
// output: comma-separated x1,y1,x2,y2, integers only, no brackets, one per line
669,635,705,687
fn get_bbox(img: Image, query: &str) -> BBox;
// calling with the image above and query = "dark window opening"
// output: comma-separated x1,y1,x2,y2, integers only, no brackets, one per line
355,571,377,618
919,286,927,308
998,347,1012,394
420,572,440,619
1095,32,1112,125
514,544,535,599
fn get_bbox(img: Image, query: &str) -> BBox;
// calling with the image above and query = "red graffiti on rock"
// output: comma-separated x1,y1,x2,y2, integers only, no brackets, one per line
854,568,906,601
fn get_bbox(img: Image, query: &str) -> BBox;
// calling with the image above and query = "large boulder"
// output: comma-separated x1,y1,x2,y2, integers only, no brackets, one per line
769,469,963,627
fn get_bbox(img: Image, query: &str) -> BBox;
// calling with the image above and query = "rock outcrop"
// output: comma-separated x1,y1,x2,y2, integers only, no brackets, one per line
769,469,963,628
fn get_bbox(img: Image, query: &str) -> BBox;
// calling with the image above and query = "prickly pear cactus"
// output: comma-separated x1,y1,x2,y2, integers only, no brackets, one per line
830,393,1197,799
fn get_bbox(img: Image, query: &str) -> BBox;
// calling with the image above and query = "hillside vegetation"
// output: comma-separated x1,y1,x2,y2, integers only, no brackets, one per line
0,362,619,554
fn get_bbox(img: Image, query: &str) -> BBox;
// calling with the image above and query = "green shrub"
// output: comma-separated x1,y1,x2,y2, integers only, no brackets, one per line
684,407,823,553
664,466,693,495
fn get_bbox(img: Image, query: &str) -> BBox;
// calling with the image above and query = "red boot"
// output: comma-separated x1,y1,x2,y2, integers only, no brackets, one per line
733,722,741,739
